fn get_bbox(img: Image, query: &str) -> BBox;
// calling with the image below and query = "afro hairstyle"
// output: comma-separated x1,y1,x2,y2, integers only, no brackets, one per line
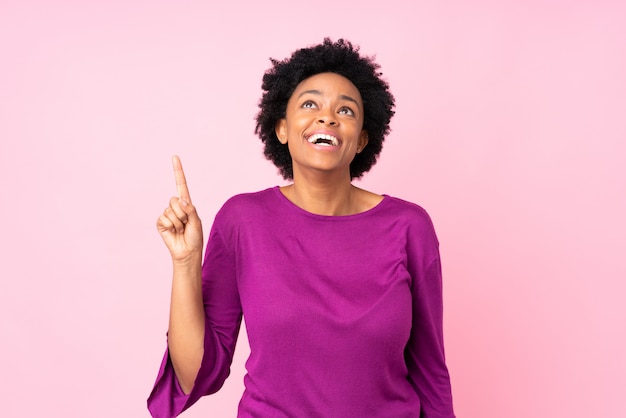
254,38,395,180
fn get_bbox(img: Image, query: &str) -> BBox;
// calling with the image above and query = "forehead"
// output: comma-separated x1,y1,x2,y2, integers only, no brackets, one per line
290,72,362,103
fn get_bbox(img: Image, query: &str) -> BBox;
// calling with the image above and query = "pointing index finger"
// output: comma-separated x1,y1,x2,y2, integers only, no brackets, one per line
172,155,191,203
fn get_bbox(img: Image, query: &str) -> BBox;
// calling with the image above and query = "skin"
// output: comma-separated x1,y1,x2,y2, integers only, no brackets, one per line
156,72,383,394
275,72,383,215
156,155,204,394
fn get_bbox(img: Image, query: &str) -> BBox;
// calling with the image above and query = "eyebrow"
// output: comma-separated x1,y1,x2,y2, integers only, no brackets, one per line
297,89,361,110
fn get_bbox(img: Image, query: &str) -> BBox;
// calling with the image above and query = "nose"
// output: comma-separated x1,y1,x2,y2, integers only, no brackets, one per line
317,110,337,126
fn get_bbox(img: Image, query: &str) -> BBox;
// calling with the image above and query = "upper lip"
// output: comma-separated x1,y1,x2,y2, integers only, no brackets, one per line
305,130,341,146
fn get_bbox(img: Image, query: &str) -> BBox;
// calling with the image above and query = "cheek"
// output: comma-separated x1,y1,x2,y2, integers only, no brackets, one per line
286,118,309,138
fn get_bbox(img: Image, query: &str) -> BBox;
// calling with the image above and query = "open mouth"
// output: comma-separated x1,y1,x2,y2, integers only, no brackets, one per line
307,133,339,147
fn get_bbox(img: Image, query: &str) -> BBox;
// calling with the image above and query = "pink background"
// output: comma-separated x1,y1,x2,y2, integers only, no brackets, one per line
2,1,625,417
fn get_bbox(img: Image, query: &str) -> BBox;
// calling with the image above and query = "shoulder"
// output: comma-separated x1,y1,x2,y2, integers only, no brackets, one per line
380,195,439,244
221,187,277,209
214,187,279,225
382,195,434,224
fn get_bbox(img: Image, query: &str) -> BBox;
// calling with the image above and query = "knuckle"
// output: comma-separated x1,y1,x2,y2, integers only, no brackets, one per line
157,215,171,228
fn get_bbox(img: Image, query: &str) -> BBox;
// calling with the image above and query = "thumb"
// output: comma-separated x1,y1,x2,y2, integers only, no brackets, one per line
179,198,201,226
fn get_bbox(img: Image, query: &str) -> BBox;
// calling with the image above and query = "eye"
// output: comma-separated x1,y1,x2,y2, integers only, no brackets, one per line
302,100,317,109
338,106,355,116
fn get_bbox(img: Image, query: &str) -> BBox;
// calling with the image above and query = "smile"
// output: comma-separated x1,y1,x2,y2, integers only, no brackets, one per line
307,133,339,147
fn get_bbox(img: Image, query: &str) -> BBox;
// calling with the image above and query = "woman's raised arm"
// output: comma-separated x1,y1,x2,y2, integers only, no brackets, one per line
156,155,205,394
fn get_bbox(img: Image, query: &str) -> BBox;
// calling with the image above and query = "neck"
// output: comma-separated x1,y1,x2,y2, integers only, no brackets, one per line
283,170,357,216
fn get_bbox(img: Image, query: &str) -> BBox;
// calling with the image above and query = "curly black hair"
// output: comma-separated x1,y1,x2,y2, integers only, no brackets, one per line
255,38,395,180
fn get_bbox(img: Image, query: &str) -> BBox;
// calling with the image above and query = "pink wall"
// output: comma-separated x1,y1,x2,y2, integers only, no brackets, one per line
1,1,624,416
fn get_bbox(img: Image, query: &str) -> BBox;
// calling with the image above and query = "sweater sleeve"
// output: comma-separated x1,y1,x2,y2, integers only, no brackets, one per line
147,221,242,418
405,229,455,417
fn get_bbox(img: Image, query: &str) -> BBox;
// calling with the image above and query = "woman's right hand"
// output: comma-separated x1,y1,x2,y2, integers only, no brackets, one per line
156,155,204,262
156,156,205,394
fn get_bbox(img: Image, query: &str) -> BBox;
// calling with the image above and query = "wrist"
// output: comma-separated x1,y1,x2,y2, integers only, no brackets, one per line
172,251,203,269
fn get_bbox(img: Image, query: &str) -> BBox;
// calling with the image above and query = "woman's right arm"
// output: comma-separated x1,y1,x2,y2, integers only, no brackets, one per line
156,155,205,395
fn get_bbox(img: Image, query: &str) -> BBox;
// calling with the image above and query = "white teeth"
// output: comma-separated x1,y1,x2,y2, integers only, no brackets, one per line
307,133,339,146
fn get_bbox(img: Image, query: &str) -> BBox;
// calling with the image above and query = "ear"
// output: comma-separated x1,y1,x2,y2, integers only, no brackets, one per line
356,130,369,154
275,119,288,144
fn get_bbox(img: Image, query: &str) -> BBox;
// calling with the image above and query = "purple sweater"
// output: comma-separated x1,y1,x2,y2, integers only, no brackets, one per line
148,187,455,417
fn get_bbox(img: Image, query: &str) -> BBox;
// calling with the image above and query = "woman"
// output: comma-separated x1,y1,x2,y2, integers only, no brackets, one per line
148,38,455,418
